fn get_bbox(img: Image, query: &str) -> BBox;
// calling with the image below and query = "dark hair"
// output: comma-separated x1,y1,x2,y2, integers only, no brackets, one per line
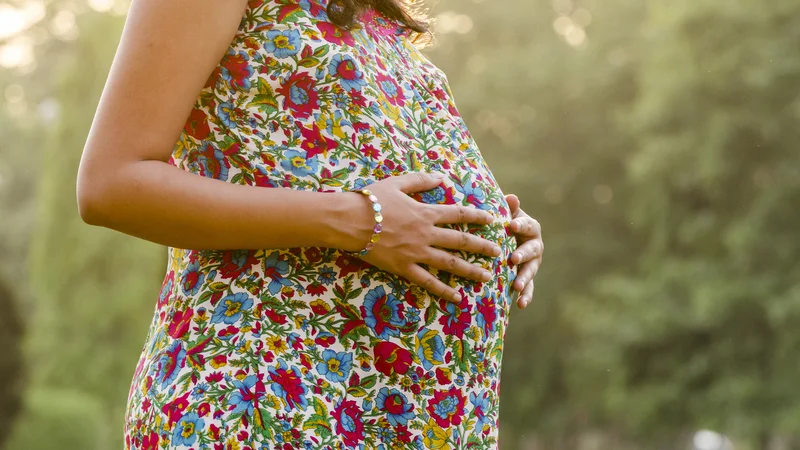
327,0,429,34
0,275,24,447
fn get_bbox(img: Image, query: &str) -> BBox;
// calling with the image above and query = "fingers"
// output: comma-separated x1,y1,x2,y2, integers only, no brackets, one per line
394,171,446,194
510,216,541,238
510,237,543,266
505,194,521,215
431,204,494,226
421,248,493,284
431,228,502,258
517,279,535,309
513,259,541,292
404,264,463,304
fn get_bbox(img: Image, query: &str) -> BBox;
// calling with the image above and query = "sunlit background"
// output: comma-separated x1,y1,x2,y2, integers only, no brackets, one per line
1,0,799,449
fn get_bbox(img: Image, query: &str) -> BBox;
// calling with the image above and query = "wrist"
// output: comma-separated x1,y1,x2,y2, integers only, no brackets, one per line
322,191,375,252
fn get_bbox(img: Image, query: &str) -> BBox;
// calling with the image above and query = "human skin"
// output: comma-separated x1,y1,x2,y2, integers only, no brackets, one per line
506,193,544,309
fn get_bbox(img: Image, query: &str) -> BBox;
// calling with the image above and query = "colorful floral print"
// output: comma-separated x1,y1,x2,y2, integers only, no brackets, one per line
124,1,519,449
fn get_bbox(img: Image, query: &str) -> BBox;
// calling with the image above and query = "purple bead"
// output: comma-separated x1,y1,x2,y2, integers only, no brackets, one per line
373,223,383,233
368,194,378,203
365,242,375,250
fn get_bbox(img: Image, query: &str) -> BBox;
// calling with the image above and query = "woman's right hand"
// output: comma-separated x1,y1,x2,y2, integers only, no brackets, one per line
338,172,502,304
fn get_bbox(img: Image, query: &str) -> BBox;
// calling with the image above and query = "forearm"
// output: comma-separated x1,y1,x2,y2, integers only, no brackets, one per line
78,159,370,251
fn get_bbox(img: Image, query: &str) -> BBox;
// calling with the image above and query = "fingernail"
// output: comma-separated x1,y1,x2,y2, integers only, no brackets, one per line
434,172,446,179
494,246,502,256
452,292,461,302
482,271,491,281
518,276,525,286
516,252,523,262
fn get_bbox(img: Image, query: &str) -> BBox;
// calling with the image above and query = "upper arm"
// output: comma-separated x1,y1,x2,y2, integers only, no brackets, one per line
79,0,247,174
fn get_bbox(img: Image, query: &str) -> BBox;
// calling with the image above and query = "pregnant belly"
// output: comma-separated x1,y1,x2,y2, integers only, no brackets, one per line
135,176,515,450
174,118,518,297
155,156,517,401
171,151,517,302
267,138,517,293
165,145,517,334
157,146,517,380
141,137,518,447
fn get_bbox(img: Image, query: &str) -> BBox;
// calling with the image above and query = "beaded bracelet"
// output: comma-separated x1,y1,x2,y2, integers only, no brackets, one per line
351,188,384,257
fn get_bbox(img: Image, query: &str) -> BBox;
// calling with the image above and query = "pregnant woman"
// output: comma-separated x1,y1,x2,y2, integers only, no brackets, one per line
77,0,544,448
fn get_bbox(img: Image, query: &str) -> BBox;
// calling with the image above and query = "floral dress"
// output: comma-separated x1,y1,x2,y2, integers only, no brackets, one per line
123,1,519,449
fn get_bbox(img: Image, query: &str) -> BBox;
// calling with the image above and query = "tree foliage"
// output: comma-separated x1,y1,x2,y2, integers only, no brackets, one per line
2,7,166,449
564,1,800,446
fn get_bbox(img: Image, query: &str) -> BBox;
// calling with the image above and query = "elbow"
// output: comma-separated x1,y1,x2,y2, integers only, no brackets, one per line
76,167,111,227
76,180,104,226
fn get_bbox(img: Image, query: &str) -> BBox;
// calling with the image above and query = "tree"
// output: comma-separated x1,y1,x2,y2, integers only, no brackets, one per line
565,0,800,447
4,6,166,449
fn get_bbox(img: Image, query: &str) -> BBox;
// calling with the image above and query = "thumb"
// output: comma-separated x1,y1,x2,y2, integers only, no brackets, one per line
506,193,521,215
394,171,446,194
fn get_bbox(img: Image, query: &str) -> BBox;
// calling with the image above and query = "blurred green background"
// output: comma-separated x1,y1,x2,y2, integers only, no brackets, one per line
1,0,799,449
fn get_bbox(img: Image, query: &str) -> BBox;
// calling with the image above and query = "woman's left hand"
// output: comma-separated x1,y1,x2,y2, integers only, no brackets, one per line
505,194,544,309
